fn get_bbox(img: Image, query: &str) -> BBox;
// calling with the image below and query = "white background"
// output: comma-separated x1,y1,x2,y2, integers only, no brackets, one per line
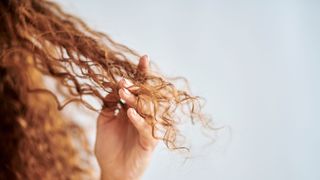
55,0,320,179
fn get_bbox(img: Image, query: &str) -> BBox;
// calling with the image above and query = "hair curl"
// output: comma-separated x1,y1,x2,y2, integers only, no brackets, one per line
0,0,214,179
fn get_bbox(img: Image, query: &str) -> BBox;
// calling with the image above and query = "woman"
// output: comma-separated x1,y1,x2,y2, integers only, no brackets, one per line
0,0,212,179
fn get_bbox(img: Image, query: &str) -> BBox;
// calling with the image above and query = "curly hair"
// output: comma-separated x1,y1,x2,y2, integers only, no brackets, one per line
0,0,213,179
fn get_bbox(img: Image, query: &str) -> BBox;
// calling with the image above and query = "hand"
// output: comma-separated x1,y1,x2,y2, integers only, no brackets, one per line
95,55,158,180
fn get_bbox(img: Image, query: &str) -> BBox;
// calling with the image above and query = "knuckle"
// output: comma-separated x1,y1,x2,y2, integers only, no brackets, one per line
139,138,154,151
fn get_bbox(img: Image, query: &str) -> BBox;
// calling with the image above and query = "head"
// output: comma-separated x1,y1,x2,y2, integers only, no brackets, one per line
0,0,213,179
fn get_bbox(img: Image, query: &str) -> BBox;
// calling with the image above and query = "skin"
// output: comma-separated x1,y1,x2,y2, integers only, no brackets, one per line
95,55,158,180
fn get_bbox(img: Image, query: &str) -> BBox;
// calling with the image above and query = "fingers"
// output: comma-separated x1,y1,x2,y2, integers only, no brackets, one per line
127,108,147,133
118,78,134,89
127,108,157,151
137,55,149,73
118,87,137,108
118,54,149,92
119,55,157,151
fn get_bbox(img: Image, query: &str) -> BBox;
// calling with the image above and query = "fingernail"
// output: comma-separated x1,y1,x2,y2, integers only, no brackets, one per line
130,108,137,116
119,98,126,104
143,55,150,64
123,88,130,95
123,78,132,87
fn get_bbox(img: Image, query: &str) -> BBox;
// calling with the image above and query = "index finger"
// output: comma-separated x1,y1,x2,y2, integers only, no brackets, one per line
137,55,150,73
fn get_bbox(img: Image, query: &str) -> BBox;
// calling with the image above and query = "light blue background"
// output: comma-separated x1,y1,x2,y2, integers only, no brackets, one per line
56,0,320,179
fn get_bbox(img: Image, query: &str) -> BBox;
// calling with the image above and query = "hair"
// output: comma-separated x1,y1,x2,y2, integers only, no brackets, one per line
0,0,214,179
